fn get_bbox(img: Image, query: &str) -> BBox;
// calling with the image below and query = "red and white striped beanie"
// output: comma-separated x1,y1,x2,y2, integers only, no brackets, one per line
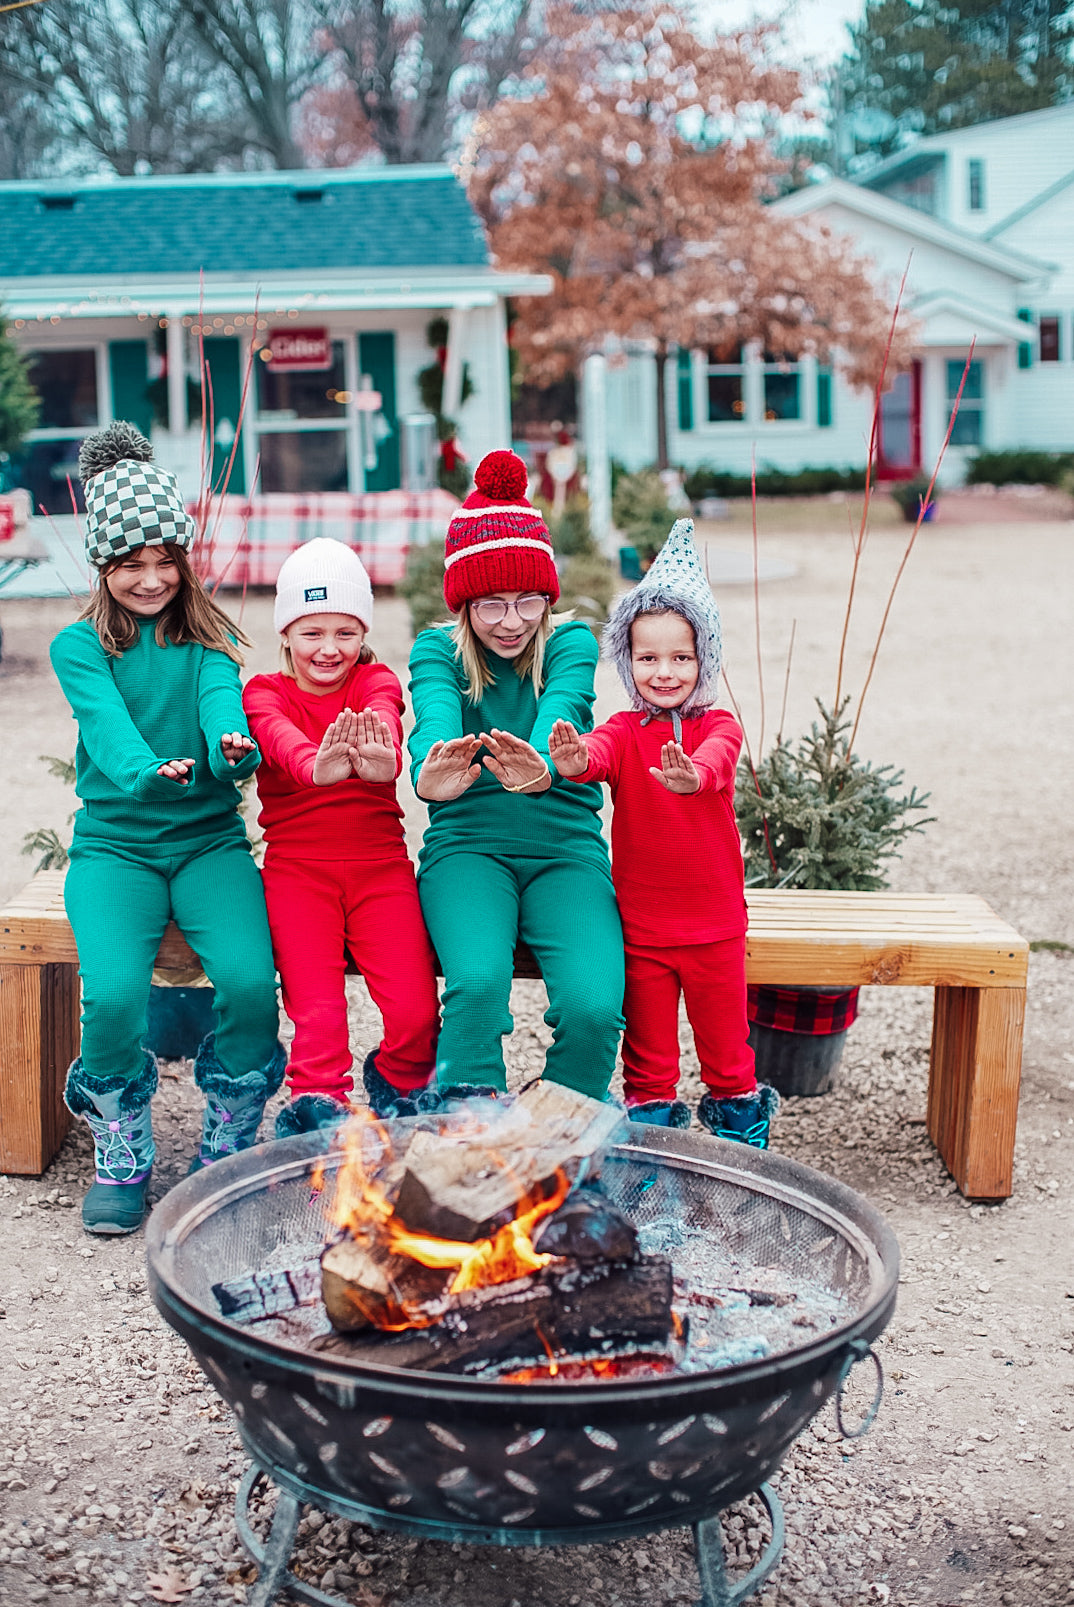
442,449,560,612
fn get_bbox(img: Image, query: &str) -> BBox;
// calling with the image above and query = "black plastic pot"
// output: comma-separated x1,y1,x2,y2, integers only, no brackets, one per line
145,984,216,1060
748,986,859,1098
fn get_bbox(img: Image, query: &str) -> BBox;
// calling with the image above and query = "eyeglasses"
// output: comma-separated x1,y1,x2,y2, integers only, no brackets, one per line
469,593,548,626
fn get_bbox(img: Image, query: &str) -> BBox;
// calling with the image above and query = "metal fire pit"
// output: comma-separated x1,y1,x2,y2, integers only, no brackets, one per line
146,1126,898,1607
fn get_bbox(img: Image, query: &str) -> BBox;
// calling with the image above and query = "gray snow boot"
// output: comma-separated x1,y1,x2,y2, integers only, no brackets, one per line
64,1052,158,1236
189,1033,287,1172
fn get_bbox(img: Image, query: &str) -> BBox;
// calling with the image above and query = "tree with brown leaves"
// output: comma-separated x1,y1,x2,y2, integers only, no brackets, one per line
469,6,913,467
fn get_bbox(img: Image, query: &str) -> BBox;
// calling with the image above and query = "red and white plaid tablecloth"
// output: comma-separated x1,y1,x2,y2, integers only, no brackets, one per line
192,490,459,589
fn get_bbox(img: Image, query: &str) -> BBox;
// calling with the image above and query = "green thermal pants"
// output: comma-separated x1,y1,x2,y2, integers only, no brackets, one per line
65,835,280,1083
418,853,625,1099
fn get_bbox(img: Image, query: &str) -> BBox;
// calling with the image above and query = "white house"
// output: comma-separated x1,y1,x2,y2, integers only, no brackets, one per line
2,166,549,515
600,103,1074,482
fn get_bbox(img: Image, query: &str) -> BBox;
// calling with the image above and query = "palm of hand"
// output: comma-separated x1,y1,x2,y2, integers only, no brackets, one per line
352,740,395,783
312,740,354,786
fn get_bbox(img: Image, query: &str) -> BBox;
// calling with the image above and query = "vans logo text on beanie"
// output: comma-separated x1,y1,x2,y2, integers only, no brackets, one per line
274,538,374,634
442,449,560,612
78,422,196,569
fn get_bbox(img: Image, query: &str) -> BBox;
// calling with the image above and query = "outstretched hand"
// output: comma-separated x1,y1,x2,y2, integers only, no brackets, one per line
349,708,397,784
312,709,360,786
220,731,256,767
417,734,483,801
157,757,195,784
480,728,551,795
649,741,701,795
548,719,589,778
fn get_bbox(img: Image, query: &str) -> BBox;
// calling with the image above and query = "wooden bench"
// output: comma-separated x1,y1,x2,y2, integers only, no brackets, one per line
0,872,1028,1199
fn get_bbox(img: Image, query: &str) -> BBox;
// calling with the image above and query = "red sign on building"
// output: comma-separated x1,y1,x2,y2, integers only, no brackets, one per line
265,327,332,371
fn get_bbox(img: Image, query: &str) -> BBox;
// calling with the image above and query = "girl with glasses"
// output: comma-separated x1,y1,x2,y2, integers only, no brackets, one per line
407,449,624,1103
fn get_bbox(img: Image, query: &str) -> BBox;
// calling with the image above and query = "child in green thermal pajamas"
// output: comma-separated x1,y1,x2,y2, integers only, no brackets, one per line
50,422,283,1236
407,449,624,1100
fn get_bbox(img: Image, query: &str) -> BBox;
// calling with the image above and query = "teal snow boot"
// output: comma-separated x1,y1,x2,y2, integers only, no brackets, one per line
626,1099,691,1129
362,1049,440,1119
189,1033,286,1172
64,1052,158,1235
697,1084,780,1149
275,1093,351,1139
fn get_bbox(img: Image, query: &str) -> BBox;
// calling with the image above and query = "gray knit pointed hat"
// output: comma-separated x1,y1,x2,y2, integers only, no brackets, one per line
602,518,722,717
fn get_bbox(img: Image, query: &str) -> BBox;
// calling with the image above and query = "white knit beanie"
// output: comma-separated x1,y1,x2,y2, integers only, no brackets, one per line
274,538,374,634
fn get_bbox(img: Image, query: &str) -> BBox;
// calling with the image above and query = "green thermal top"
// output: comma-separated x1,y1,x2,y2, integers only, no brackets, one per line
50,617,259,851
408,619,611,876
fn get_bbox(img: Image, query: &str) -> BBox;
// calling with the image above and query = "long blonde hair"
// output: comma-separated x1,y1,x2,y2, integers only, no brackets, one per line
450,604,567,704
79,545,250,662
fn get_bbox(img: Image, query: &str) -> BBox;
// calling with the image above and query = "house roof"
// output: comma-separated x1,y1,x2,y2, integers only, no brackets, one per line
0,166,490,279
908,291,1035,345
771,177,1052,280
854,102,1074,188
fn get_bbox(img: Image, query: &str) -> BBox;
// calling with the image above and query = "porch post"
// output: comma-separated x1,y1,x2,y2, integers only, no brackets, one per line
166,317,186,437
442,306,470,421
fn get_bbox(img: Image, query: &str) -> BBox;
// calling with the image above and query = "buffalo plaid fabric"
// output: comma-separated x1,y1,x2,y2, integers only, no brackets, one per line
84,459,195,568
747,984,860,1036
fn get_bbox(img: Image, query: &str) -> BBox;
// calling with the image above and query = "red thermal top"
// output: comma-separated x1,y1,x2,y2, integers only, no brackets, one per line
570,708,748,946
242,661,408,862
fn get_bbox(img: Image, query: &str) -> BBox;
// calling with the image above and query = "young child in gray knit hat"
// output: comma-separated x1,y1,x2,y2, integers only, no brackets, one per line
549,519,777,1146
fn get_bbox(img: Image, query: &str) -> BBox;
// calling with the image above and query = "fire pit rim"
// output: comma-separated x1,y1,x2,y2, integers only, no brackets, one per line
146,1126,899,1408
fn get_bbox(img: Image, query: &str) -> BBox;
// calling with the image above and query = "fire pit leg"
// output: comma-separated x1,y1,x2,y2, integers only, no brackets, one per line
236,1464,303,1607
693,1482,784,1607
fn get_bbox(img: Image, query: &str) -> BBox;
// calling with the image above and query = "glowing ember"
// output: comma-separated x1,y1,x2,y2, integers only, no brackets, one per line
500,1354,678,1384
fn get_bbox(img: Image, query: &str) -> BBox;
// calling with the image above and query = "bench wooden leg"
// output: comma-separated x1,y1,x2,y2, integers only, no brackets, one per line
927,984,1025,1200
0,961,79,1175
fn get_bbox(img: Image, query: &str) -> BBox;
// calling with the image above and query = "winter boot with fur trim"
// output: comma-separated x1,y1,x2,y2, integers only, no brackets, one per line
362,1049,440,1119
626,1098,692,1129
697,1084,780,1149
64,1052,158,1235
275,1093,350,1139
189,1033,286,1172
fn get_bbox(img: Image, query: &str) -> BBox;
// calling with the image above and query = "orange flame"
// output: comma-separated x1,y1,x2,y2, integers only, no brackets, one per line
322,1110,570,1314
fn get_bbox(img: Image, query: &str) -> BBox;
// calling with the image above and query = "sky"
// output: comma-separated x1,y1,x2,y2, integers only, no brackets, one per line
696,0,863,65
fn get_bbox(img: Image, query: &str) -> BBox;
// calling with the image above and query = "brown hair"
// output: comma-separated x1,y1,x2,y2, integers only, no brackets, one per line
79,545,251,663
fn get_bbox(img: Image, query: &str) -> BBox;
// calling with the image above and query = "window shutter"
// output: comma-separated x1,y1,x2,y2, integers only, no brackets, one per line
358,331,399,491
816,366,833,428
676,347,693,432
108,340,152,439
1016,309,1033,370
201,338,246,494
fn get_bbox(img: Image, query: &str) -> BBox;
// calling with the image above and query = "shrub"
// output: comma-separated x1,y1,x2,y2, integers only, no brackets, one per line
612,469,675,565
534,493,596,558
399,543,448,636
965,449,1074,487
735,701,932,891
555,554,617,631
683,464,867,501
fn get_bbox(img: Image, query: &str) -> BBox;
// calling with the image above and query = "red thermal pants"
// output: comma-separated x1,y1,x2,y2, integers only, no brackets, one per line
262,855,440,1102
621,935,756,1105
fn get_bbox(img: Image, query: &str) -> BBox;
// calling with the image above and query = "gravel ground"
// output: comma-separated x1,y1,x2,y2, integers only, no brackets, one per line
1,515,1072,1606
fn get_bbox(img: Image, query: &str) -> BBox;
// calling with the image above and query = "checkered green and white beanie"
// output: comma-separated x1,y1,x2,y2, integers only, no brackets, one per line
78,422,196,569
602,518,723,717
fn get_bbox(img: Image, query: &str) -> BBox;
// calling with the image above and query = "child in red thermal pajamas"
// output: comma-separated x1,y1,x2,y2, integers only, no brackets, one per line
548,519,778,1148
243,538,440,1134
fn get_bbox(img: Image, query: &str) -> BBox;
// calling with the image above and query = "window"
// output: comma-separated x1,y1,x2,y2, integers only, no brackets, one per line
257,341,348,420
1039,316,1061,363
259,431,349,493
947,358,983,447
16,347,101,514
27,348,99,430
254,337,351,492
705,343,745,423
762,353,801,422
968,158,985,212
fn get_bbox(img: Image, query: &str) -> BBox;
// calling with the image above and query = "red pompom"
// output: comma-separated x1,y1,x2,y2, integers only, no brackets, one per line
474,449,529,502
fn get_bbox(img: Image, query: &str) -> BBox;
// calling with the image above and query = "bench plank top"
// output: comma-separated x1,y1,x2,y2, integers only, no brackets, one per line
0,872,1028,990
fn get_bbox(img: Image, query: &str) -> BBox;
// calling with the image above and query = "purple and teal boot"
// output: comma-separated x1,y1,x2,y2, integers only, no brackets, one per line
189,1033,287,1172
64,1052,158,1236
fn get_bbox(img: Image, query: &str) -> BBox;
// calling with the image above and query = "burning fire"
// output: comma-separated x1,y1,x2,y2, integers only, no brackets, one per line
321,1111,570,1321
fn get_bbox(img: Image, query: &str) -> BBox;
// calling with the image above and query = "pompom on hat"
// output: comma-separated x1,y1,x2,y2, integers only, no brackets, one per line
78,421,196,569
603,518,723,718
274,537,374,634
443,449,560,612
